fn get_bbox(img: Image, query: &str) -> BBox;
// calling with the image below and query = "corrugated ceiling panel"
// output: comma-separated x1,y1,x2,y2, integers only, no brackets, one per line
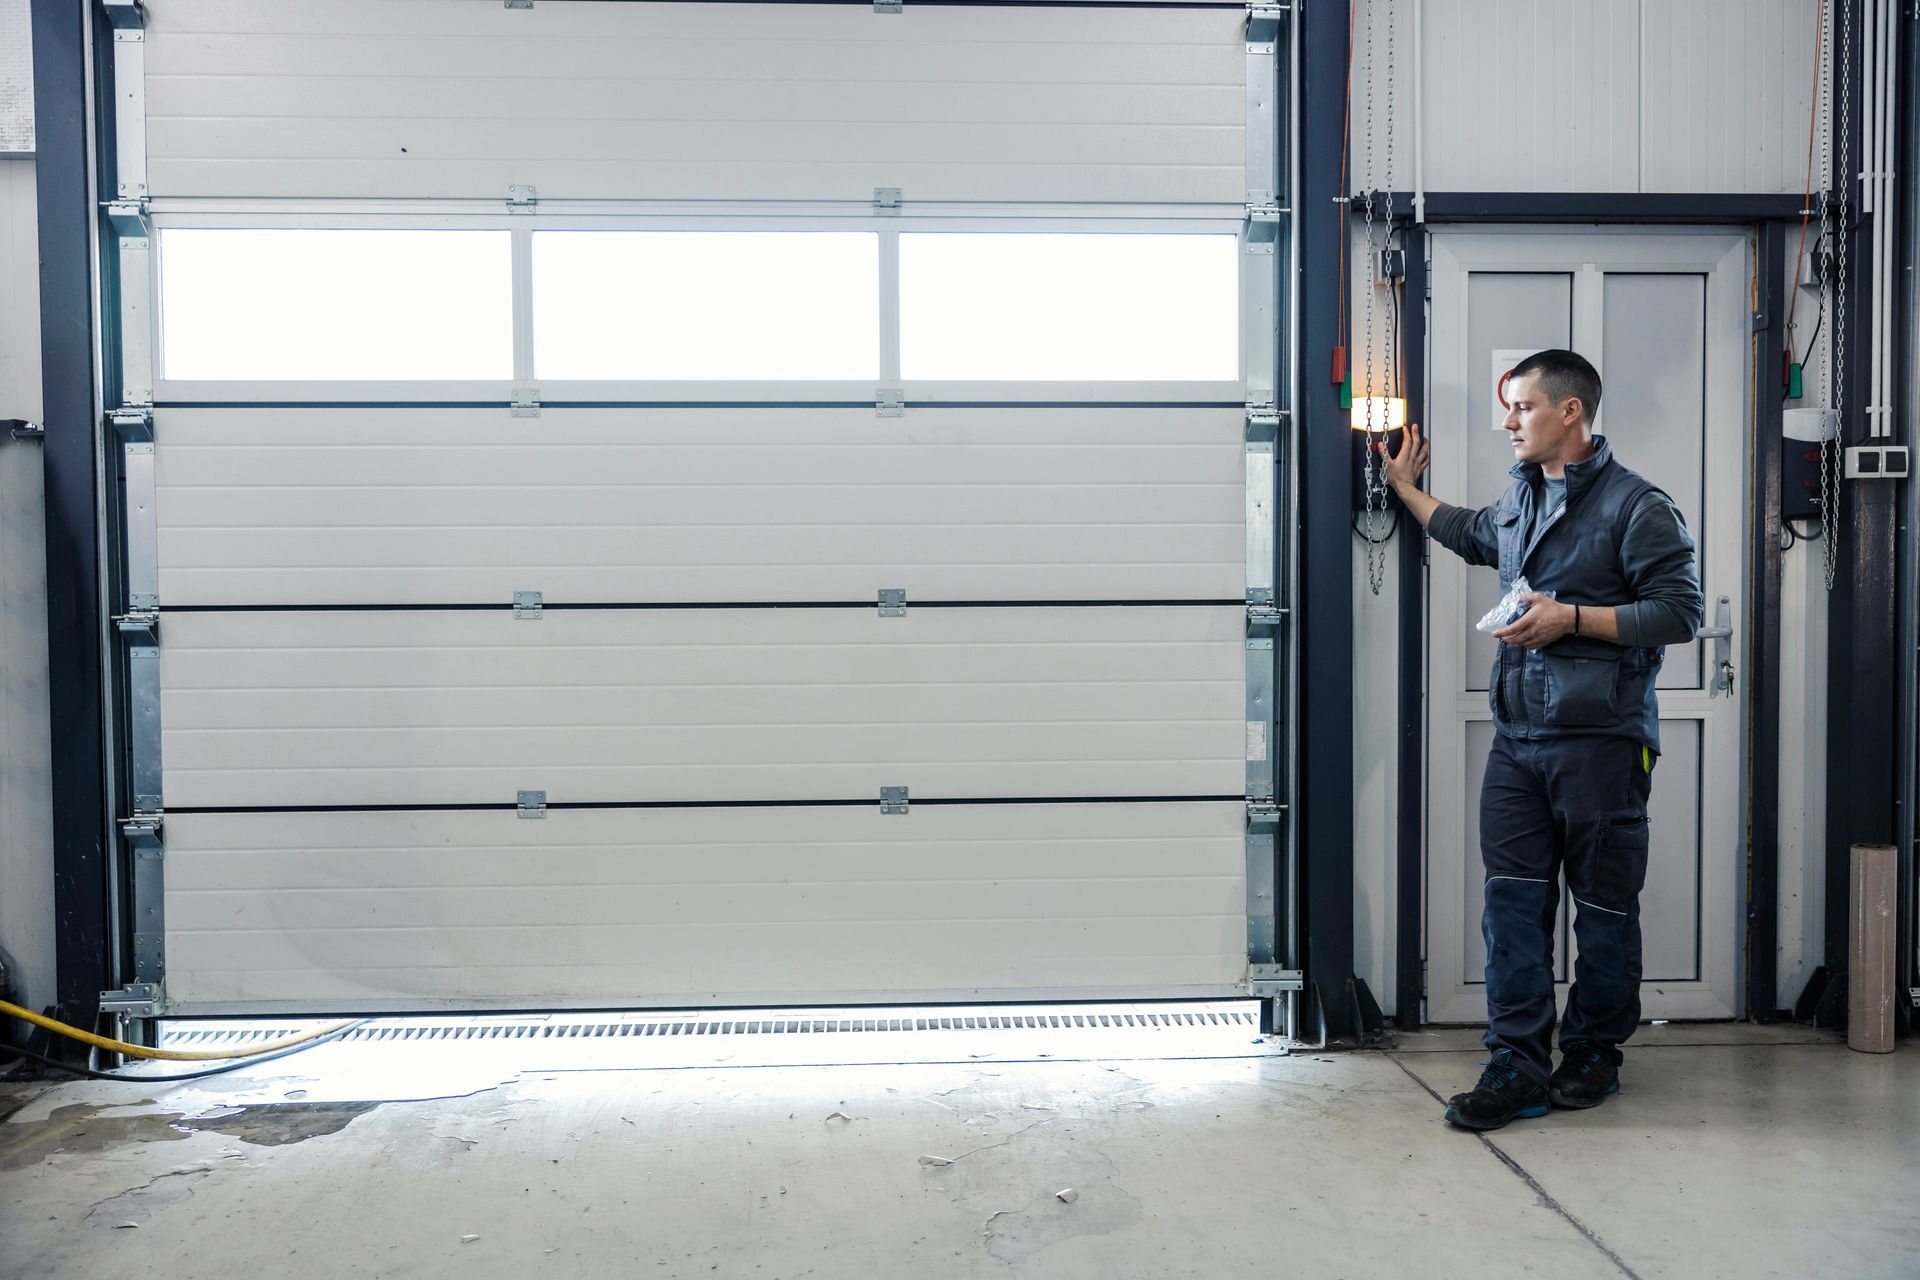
159,606,1245,807
142,0,1246,203
162,803,1248,1012
154,407,1244,606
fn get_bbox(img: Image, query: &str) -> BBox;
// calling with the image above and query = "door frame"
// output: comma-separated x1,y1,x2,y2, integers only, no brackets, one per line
1421,224,1752,1025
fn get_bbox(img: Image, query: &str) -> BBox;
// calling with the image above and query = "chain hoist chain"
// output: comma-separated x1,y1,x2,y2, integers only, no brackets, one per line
1815,1,1833,581
1360,0,1395,594
1826,0,1853,589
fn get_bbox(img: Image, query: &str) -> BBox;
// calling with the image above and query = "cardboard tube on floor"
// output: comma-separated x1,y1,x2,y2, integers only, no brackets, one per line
1848,843,1897,1054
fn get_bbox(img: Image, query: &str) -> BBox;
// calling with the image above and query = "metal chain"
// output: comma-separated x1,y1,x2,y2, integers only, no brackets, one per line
1360,0,1394,595
1814,2,1834,582
1825,0,1852,589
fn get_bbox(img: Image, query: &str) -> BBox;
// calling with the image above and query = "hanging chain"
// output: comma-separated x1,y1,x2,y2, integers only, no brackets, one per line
1825,0,1852,589
1815,1,1834,583
1360,0,1395,595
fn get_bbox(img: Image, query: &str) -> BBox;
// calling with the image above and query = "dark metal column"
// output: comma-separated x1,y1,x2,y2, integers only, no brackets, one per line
1748,220,1788,1023
32,0,113,1036
1298,0,1372,1039
1394,222,1427,1029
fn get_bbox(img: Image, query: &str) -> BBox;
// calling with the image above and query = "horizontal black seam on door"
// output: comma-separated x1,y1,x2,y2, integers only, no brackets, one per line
151,401,1246,412
168,795,1250,817
164,599,1246,614
560,1,1247,10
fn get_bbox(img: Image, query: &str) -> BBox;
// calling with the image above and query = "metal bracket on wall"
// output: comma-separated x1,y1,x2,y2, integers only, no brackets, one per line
1245,964,1303,998
2,420,45,442
517,789,548,819
1245,199,1282,255
878,588,907,617
100,981,166,1018
880,786,909,815
874,1,903,14
1246,3,1287,46
513,590,543,619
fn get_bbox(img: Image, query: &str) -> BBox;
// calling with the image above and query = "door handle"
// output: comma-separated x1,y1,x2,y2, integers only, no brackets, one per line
1697,596,1733,697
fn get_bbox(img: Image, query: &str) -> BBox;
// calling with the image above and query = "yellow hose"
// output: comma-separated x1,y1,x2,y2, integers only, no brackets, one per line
1,999,359,1062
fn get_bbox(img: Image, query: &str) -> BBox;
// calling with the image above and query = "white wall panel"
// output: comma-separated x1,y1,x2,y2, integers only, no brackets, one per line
154,407,1244,606
1351,0,1820,196
142,0,1246,204
160,607,1244,808
162,803,1248,1012
1640,0,1824,195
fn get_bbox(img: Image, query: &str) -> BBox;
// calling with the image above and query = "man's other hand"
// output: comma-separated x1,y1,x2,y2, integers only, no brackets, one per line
1490,594,1575,650
1380,422,1430,495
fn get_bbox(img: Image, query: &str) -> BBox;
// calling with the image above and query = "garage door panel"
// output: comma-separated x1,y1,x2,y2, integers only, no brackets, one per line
156,408,1244,606
162,804,1248,1012
161,608,1244,807
145,1,1245,204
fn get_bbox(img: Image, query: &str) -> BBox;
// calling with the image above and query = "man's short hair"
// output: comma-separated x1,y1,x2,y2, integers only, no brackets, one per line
1511,349,1602,425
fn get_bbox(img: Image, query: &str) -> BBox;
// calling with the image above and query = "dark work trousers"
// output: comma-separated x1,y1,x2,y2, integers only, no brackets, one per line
1479,732,1654,1085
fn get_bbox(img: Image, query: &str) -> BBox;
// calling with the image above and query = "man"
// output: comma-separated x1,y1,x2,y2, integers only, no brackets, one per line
1382,349,1703,1131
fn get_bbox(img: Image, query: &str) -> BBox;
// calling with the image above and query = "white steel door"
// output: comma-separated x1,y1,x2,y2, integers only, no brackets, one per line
1425,228,1747,1024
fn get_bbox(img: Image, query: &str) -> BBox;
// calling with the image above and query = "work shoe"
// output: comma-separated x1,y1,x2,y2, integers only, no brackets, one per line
1443,1049,1550,1131
1550,1041,1621,1109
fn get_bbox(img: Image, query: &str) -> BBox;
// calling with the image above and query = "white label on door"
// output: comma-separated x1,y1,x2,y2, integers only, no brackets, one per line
1245,720,1269,762
1491,348,1542,431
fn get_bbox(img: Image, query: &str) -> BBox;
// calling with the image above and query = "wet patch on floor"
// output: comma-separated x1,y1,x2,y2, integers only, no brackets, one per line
0,1103,190,1171
171,1100,382,1147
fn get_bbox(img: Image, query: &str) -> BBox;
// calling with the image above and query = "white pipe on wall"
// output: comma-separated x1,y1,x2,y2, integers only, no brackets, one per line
1412,0,1424,223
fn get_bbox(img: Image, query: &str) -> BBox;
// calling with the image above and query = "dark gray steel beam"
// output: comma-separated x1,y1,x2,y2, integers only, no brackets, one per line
33,0,113,1036
1749,220,1788,1023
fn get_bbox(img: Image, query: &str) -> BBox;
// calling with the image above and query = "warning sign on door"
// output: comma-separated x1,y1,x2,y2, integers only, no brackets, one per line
1490,348,1540,431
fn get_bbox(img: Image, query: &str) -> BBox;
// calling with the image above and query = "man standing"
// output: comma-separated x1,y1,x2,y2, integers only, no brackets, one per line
1382,349,1703,1131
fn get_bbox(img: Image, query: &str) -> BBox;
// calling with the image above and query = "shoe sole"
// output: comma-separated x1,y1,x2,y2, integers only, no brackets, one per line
1548,1081,1621,1110
1443,1102,1549,1132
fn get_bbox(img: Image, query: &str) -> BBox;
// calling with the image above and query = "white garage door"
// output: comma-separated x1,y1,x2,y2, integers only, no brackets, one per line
106,0,1292,1016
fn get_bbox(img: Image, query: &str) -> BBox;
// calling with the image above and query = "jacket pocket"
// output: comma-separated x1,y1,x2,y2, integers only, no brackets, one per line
1542,647,1623,726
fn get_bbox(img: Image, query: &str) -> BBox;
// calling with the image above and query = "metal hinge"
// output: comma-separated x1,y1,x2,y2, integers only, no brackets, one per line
873,187,902,213
876,388,905,418
880,786,909,815
1247,600,1285,625
506,0,534,7
3,419,44,442
511,387,540,418
1245,403,1282,432
105,197,151,238
878,588,907,617
103,0,145,31
1247,799,1283,825
115,610,159,641
1909,987,1920,1009
1247,4,1286,47
99,981,166,1017
109,406,154,441
1245,199,1282,255
1246,964,1303,998
513,590,543,619
507,184,539,213
874,0,903,12
517,789,547,819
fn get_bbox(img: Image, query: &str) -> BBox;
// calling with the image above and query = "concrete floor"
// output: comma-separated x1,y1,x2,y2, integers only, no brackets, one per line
1,1021,1912,1279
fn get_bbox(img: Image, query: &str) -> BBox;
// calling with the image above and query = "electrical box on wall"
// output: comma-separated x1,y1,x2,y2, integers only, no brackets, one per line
1781,408,1837,523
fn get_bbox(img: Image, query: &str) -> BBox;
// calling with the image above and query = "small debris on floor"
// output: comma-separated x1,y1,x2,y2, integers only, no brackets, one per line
115,1222,139,1230
461,1234,480,1244
824,1110,854,1122
1055,1188,1078,1204
918,1155,953,1167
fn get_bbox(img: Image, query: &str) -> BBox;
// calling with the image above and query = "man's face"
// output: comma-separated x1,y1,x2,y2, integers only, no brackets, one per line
1501,372,1581,465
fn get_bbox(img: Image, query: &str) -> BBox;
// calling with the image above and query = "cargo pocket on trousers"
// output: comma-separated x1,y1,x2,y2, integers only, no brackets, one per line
1543,649,1623,726
1597,811,1651,904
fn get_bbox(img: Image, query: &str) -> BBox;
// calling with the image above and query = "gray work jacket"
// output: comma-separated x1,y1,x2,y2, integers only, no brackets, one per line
1426,437,1704,750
